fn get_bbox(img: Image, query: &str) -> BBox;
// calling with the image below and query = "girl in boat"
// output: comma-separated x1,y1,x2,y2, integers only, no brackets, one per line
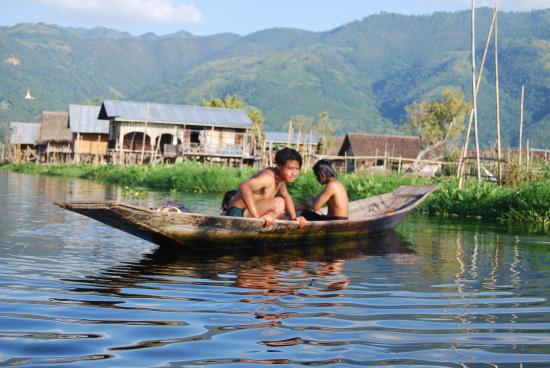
299,159,349,221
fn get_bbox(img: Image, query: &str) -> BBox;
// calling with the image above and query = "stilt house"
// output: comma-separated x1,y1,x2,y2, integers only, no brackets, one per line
337,133,421,172
37,111,72,163
9,122,40,162
98,100,255,165
69,105,109,163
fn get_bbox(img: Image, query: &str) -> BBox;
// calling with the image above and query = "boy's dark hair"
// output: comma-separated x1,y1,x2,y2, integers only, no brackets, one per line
275,147,302,167
313,159,337,183
221,189,238,210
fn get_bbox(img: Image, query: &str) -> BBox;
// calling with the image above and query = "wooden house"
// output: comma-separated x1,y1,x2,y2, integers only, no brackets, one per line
36,111,72,163
337,133,421,172
9,122,40,162
69,104,109,163
99,100,255,165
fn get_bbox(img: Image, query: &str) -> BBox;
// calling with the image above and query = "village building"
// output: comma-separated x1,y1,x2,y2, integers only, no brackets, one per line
9,122,40,162
98,100,255,165
337,133,421,173
264,131,319,166
69,104,109,164
36,111,72,163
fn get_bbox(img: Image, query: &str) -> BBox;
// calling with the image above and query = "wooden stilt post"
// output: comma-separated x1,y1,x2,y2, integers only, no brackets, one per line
398,156,402,173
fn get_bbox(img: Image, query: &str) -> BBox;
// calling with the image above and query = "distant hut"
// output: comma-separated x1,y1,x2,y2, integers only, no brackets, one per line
69,105,109,164
337,133,421,173
9,122,40,162
36,111,72,163
99,100,255,165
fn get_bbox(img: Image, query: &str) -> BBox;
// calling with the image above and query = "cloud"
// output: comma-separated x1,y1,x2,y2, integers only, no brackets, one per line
419,0,550,11
28,0,202,22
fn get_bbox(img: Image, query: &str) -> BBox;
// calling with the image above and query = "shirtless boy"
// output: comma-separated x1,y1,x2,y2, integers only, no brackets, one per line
300,159,349,221
226,147,307,228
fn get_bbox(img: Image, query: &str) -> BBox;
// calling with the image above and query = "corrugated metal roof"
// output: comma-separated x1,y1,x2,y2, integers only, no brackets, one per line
69,105,109,134
100,100,253,129
265,131,319,145
9,122,40,145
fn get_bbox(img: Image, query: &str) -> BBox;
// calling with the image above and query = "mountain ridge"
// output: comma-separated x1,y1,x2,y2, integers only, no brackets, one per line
1,8,548,148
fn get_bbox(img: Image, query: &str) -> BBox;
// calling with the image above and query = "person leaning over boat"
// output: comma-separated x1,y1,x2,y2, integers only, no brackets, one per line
298,159,349,221
226,147,307,228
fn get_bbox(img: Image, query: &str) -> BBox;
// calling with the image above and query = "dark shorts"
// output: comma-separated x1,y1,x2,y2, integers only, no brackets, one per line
301,208,348,221
226,207,245,217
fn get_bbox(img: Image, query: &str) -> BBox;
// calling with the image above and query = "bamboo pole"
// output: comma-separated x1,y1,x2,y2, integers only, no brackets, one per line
287,120,293,147
472,0,482,182
526,139,530,166
494,0,502,183
457,8,497,187
518,85,525,165
140,102,150,165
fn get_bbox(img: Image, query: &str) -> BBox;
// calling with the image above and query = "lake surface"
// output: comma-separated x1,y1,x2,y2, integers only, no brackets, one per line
1,171,550,367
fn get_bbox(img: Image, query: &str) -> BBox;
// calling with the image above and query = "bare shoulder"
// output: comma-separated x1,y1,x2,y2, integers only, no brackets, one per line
327,179,346,191
250,167,276,180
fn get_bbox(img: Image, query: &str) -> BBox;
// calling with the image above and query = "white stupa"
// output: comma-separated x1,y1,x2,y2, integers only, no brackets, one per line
25,89,34,100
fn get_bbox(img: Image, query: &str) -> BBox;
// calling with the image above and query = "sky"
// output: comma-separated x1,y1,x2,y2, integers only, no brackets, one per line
2,0,550,36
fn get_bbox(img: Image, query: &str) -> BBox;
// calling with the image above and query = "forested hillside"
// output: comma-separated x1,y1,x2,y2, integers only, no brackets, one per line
1,8,548,147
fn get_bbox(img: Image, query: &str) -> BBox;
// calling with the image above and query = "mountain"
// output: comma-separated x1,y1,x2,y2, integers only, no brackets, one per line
1,9,549,148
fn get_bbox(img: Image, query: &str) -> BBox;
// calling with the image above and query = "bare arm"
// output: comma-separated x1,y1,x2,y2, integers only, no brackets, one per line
278,183,298,220
312,185,335,212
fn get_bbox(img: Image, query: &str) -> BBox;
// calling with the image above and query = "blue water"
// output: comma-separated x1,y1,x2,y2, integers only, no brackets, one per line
1,171,549,367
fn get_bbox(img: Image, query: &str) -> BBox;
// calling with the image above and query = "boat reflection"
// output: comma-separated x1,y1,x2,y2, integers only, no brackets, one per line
64,231,415,300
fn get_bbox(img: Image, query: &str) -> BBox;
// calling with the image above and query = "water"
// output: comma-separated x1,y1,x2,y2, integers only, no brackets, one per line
1,171,549,367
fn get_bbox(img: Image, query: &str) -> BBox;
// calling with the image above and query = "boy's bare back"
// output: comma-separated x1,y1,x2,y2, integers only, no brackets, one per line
312,178,349,218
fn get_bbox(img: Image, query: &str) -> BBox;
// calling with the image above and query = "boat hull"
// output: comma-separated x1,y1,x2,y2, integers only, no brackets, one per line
55,184,438,249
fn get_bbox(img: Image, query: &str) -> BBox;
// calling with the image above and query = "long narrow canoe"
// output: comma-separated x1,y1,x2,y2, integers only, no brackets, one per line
55,184,438,249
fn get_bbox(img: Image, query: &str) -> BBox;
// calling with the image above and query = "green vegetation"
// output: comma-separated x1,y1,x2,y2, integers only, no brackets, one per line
2,162,548,226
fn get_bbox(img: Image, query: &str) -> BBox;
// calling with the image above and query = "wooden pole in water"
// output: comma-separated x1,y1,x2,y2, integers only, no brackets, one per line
458,8,496,187
519,85,525,165
494,0,502,183
472,0,482,182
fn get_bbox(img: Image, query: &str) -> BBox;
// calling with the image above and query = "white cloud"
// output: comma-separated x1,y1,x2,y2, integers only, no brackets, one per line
29,0,202,22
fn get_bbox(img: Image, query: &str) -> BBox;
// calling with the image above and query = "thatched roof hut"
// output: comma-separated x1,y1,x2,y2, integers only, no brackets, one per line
37,111,71,144
338,133,421,159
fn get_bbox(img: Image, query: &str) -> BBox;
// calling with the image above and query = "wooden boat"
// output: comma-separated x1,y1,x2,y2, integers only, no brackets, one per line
54,184,438,249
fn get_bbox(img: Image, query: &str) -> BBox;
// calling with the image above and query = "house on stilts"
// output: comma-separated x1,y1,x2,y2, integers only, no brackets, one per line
337,133,421,173
69,104,110,164
37,111,72,163
98,100,256,165
9,122,41,163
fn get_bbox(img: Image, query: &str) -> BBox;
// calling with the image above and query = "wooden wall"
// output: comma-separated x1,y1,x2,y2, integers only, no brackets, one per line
74,134,108,155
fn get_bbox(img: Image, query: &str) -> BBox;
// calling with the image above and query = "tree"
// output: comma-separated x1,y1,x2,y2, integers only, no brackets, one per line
203,95,265,150
404,89,470,170
314,112,336,155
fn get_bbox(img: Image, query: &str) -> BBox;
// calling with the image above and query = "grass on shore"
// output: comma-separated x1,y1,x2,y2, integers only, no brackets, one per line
1,162,549,226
